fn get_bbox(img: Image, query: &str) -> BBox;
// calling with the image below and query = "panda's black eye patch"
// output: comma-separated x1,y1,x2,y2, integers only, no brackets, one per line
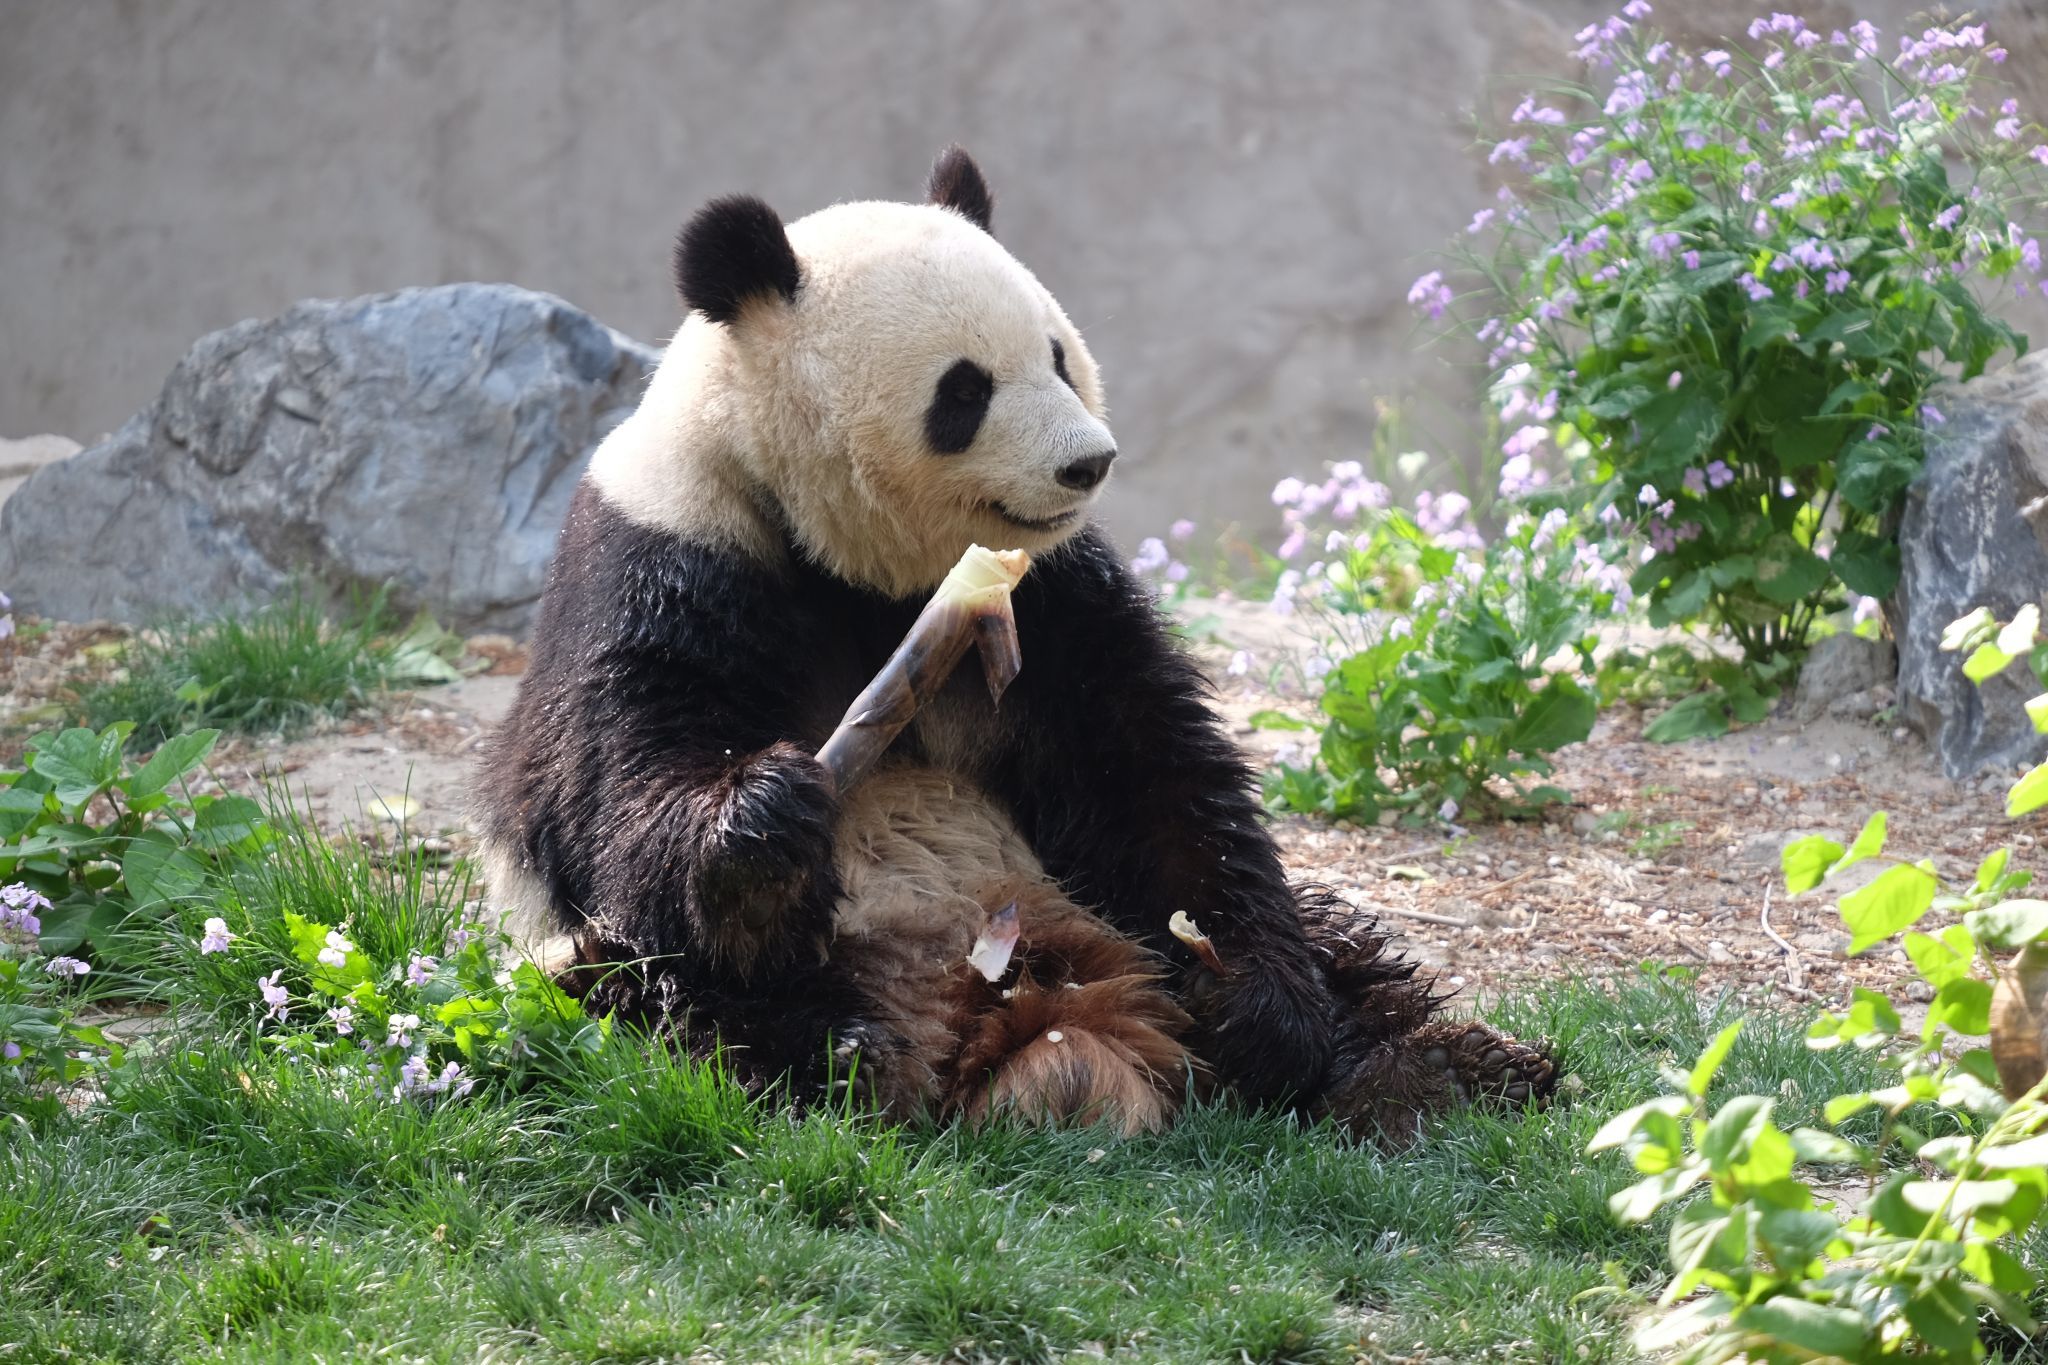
926,359,994,454
1051,337,1076,392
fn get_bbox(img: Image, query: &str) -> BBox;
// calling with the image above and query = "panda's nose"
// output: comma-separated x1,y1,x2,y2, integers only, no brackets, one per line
1057,449,1117,491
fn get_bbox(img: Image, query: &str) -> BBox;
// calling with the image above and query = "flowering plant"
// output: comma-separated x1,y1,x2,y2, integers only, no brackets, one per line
0,880,121,1120
1252,464,1616,824
207,904,604,1104
1435,7,2045,675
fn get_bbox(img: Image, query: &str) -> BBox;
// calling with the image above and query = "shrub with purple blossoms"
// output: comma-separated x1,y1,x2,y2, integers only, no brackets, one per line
1437,7,2046,676
0,880,123,1121
1255,464,1617,824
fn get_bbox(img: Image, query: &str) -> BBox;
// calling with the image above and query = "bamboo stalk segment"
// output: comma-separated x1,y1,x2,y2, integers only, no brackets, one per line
816,544,1032,794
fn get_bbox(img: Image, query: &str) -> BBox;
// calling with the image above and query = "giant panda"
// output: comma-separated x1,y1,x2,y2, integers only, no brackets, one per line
476,147,1555,1137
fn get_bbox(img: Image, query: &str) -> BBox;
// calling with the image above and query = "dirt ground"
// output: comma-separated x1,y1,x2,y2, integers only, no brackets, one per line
2,599,2027,1016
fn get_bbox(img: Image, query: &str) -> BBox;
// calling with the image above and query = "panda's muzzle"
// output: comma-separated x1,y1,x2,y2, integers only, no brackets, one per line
992,503,1083,534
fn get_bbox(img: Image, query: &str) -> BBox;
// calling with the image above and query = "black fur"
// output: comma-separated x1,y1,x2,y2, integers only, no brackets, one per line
479,489,1407,1106
1051,338,1076,393
925,359,994,454
927,145,994,232
673,195,801,325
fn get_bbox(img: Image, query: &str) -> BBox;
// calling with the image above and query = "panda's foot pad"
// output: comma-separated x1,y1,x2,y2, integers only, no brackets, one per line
1417,1021,1557,1111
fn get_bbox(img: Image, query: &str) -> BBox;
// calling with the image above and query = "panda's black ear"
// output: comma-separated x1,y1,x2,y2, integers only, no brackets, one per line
927,145,994,234
672,195,801,325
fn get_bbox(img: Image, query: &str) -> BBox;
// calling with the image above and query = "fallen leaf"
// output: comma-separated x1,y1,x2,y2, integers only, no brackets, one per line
966,901,1021,982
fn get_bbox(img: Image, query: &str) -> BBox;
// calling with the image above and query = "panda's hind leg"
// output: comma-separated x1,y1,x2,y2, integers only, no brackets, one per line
944,880,1194,1137
1296,887,1557,1142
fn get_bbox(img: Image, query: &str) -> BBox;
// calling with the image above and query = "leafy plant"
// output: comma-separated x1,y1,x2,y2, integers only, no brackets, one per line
0,880,122,1122
1593,603,2048,1361
1256,488,1611,824
1432,7,2047,679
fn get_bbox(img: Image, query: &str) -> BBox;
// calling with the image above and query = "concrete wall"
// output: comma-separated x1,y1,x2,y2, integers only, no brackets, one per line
7,0,2048,542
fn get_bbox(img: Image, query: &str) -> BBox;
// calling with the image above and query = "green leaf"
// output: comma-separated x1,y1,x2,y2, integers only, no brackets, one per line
1975,848,2011,893
1965,641,2016,683
1689,1022,1744,1099
1930,977,1993,1035
121,730,219,801
1246,709,1313,733
1782,834,1846,895
1834,811,1886,873
1903,928,1973,990
1831,532,1900,599
30,727,122,812
1644,691,1731,743
121,830,206,909
1509,675,1596,754
1837,438,1921,515
1965,897,2048,949
1839,862,1938,954
1977,1134,2048,1169
1587,1094,1692,1153
1700,1093,1771,1165
2028,694,2048,734
1735,1297,1869,1358
1753,539,1829,605
191,796,265,850
2008,761,2048,817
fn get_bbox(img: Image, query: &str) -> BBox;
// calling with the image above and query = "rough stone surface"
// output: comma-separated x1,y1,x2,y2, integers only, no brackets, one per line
0,435,81,507
0,285,654,633
1894,353,2048,779
1791,635,1896,726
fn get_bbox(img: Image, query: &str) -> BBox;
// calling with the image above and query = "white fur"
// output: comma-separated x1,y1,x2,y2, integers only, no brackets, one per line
590,199,1114,596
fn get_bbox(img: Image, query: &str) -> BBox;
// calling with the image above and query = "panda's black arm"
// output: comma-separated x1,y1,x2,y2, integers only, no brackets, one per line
522,491,850,982
985,528,1337,1104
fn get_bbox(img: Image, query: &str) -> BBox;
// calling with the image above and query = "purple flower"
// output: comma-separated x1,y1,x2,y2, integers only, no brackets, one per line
1467,208,1496,235
406,953,439,987
1824,269,1852,294
258,971,289,1023
386,1013,421,1050
1,1042,18,1062
1667,370,1684,390
328,1005,354,1036
1933,205,1964,232
1645,231,1682,261
43,956,89,979
199,917,234,954
1922,403,1946,427
1489,137,1533,165
1703,48,1733,77
1169,518,1197,542
1996,117,2022,141
1738,272,1774,301
1164,562,1190,583
1789,239,1836,270
1130,537,1170,575
1647,519,1677,554
1847,21,1879,58
1681,250,1701,270
1510,97,1566,126
1501,425,1547,459
1621,0,1651,17
1683,468,1707,496
1705,460,1734,489
1406,271,1454,320
1638,484,1661,505
1271,477,1305,507
1226,650,1253,677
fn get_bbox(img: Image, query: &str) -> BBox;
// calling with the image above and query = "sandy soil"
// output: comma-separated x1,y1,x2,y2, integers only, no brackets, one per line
1,600,2027,1014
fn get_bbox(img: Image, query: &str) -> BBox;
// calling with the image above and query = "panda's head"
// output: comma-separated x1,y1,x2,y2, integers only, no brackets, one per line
600,148,1116,598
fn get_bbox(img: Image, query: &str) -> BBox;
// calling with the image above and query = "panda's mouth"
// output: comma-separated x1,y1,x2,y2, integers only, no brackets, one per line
991,502,1082,533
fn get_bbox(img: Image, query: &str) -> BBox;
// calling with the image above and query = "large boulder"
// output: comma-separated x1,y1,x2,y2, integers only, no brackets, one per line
0,284,656,634
1894,353,2048,780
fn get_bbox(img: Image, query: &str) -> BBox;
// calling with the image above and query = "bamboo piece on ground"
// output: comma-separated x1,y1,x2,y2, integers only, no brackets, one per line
816,544,1032,794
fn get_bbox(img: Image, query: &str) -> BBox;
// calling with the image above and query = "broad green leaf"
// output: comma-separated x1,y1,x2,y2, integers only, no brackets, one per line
2009,761,2048,816
1735,1297,1869,1358
1700,1093,1771,1164
1688,1021,1744,1098
1787,1127,1863,1165
121,729,219,801
1965,897,2048,949
1587,1094,1691,1153
191,795,265,850
1782,834,1846,895
1930,977,1992,1035
1838,862,1938,954
30,728,119,812
1509,675,1596,753
1976,848,2012,892
1903,929,1972,990
1834,811,1886,873
1753,541,1829,606
2028,694,2048,734
121,830,206,909
1965,641,2015,682
1609,1161,1708,1225
1978,1134,2048,1169
1644,691,1732,743
1836,438,1921,514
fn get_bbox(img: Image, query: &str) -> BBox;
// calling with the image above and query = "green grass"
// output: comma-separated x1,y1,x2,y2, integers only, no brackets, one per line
0,790,1941,1363
75,589,457,747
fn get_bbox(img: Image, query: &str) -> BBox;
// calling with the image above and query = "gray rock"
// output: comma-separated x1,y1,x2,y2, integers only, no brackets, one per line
1893,353,2048,779
1791,635,1896,726
0,285,655,634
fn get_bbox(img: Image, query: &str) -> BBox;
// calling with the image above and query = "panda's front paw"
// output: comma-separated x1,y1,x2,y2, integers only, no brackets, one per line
686,742,840,973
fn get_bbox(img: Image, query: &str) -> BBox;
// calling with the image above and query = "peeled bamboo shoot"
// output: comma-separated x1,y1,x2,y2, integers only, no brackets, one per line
816,545,1031,794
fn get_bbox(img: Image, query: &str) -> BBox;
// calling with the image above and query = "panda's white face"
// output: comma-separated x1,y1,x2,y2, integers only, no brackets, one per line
752,201,1115,594
588,159,1117,599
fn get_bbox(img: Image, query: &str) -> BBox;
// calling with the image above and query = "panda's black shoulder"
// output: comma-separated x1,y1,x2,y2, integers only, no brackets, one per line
1013,525,1202,684
529,479,798,663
